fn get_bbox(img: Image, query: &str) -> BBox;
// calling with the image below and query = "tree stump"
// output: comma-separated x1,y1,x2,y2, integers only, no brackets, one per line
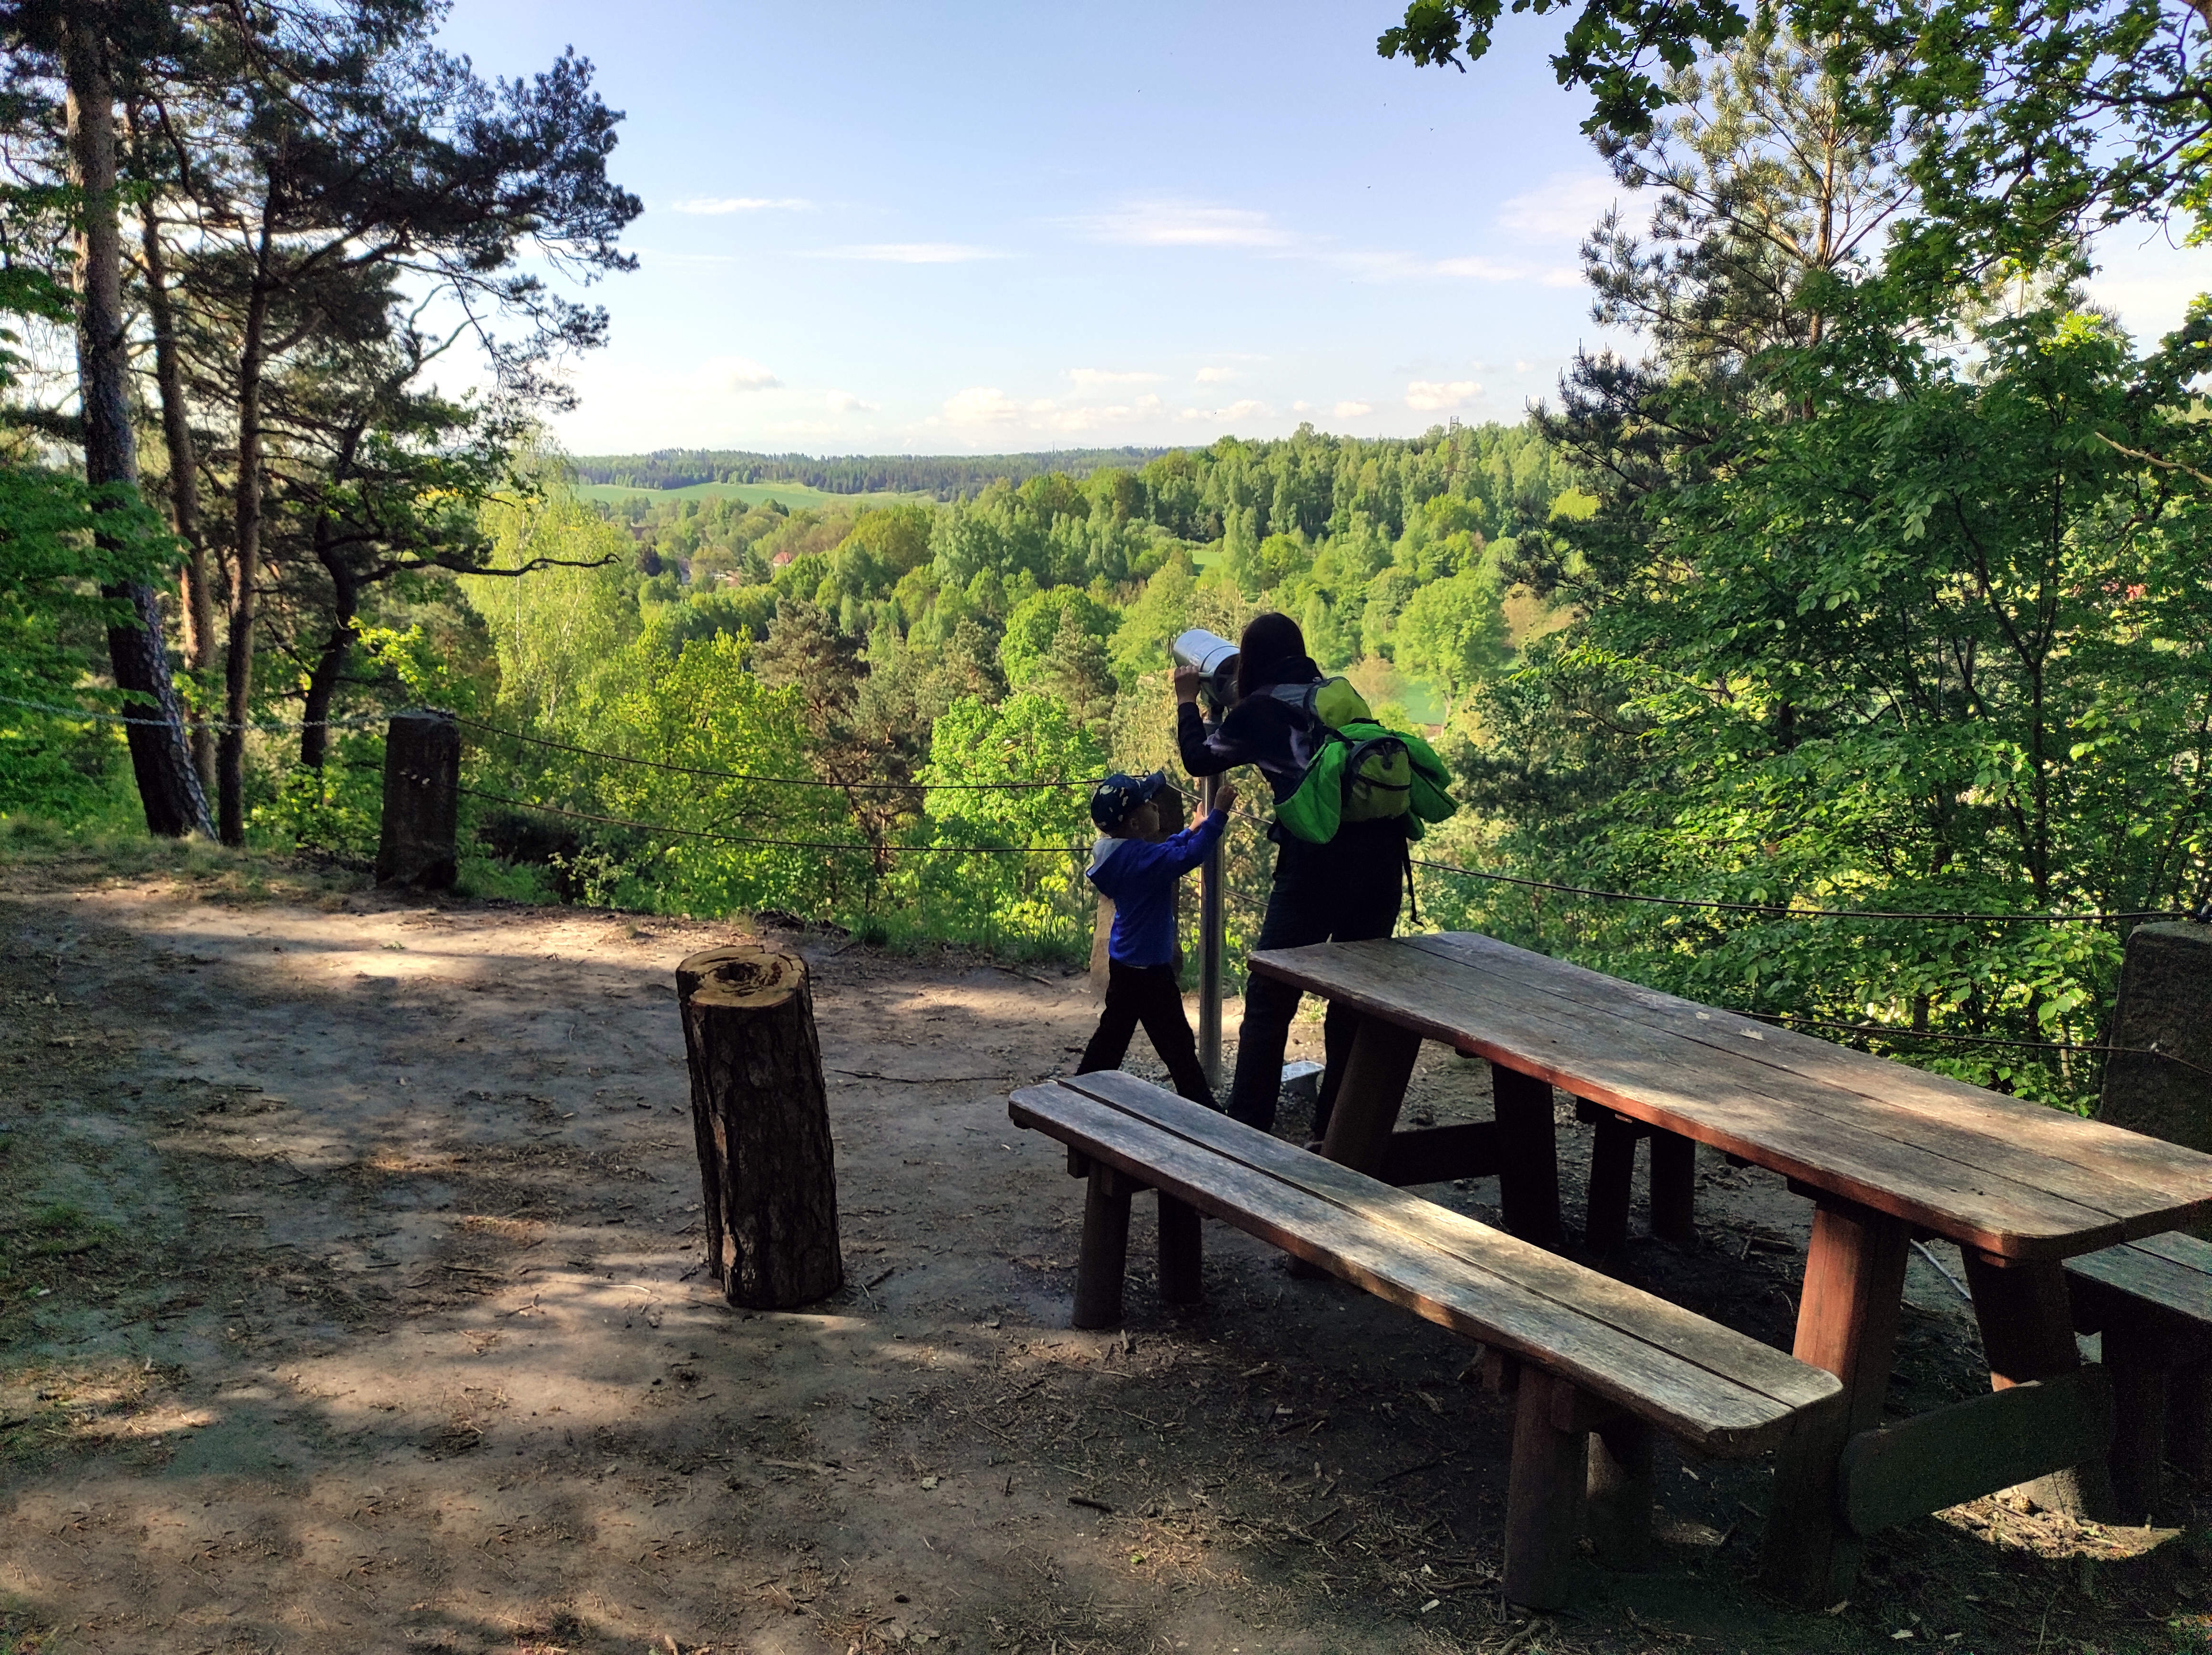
375,710,460,889
2100,920,2212,1163
676,945,844,1309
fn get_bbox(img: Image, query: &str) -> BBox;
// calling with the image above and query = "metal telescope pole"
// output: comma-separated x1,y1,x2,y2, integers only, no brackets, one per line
1198,768,1224,1091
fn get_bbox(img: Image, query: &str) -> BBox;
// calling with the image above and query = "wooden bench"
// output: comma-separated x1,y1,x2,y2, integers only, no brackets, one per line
1008,1070,1845,1609
2065,1232,2212,1518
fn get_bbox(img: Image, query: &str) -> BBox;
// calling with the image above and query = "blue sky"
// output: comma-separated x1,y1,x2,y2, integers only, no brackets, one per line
435,0,2208,458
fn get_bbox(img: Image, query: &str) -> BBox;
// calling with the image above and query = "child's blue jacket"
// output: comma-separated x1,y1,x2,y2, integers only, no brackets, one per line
1086,810,1229,968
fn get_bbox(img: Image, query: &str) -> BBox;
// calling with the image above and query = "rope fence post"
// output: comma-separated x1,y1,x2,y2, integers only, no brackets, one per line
1199,770,1225,1091
376,709,460,889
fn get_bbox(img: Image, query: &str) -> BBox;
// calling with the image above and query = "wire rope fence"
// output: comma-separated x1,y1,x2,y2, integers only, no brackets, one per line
13,690,2198,1103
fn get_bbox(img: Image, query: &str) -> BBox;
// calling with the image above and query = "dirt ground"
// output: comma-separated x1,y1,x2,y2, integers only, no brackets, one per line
0,844,2206,1655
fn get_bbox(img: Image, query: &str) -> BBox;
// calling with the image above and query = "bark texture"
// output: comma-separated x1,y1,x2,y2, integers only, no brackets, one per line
65,12,209,838
676,947,844,1309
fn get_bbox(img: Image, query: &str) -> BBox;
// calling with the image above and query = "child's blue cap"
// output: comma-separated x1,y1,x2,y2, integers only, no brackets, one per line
1090,770,1168,832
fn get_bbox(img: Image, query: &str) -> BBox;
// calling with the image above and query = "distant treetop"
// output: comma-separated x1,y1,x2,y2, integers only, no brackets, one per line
568,447,1180,501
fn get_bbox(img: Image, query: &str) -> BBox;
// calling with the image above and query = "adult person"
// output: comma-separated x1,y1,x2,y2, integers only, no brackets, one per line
1174,612,1406,1137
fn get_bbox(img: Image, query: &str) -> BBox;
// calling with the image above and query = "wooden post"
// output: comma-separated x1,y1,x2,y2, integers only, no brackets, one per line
1491,1063,1564,1252
1158,1193,1203,1305
1503,1368,1587,1609
1586,1415,1655,1571
1584,1111,1639,1257
676,946,843,1310
1760,1195,1908,1605
2099,920,2212,1164
1648,1129,1696,1245
1318,1015,1423,1176
375,710,460,889
2094,1326,2167,1521
1074,1165,1135,1329
1961,1253,2118,1521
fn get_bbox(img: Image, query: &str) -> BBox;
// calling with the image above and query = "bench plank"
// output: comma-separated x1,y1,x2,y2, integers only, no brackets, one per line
1406,932,2212,1226
1249,939,2131,1257
2067,1237,2212,1333
1015,1082,1838,1452
1057,1069,1837,1415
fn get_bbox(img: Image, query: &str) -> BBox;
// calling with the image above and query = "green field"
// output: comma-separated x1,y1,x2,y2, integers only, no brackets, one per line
578,480,930,510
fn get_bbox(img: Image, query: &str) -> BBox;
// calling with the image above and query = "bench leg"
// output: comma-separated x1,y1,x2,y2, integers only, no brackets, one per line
1586,1415,1655,1572
2171,1356,2211,1479
1073,1166,1134,1329
1584,1113,1638,1258
1962,1252,2119,1522
1492,1063,1564,1252
1648,1128,1696,1246
2103,1323,2170,1522
1760,1195,1909,1606
1157,1193,1202,1305
1504,1369,1587,1610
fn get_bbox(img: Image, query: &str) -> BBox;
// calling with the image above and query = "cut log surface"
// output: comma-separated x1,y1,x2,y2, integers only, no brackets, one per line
677,946,843,1310
1245,932,2212,1257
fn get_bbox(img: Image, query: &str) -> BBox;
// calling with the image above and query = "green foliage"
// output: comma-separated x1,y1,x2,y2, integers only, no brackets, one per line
904,692,1105,954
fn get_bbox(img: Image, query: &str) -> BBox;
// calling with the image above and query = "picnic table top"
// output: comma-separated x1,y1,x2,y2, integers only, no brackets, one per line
1247,930,2212,1261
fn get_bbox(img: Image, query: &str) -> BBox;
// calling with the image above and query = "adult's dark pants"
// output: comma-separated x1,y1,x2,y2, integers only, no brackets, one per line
1077,959,1218,1110
1225,820,1406,1136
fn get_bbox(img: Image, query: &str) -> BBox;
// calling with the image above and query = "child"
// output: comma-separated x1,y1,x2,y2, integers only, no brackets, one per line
1075,770,1237,1108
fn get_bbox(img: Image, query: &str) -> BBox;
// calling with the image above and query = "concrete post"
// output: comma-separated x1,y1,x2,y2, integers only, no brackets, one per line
375,709,460,889
2099,920,2212,1159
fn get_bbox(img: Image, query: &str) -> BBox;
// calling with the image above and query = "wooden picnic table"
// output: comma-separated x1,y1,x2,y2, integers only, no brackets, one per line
1247,930,2212,1604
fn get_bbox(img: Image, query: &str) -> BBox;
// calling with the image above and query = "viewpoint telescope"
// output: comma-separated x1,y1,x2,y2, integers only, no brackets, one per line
1171,629,1240,712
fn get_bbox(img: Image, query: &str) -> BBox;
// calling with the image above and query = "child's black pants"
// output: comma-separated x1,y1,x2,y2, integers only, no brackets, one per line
1077,960,1217,1110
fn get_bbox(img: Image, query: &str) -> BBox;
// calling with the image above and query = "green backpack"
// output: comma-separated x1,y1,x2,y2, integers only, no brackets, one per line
1266,678,1457,845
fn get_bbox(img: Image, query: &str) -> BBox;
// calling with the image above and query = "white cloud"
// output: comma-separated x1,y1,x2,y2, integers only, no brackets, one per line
1498,172,1623,240
820,243,1008,263
722,357,783,393
1333,400,1373,418
668,196,813,215
826,389,880,413
1406,379,1480,411
942,386,1169,432
1194,365,1240,383
1067,199,1293,248
1067,368,1163,387
944,386,1045,426
1180,398,1274,425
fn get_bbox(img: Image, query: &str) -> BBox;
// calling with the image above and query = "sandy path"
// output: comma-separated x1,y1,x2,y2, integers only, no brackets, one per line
0,868,2194,1655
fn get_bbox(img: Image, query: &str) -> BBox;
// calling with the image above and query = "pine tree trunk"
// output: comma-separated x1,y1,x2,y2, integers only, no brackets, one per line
133,137,216,797
64,10,209,839
676,946,844,1309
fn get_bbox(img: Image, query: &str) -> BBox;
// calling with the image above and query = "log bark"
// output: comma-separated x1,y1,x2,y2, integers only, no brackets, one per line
676,946,844,1309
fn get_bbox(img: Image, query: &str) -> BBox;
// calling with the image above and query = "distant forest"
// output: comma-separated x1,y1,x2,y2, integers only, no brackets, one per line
569,446,1178,499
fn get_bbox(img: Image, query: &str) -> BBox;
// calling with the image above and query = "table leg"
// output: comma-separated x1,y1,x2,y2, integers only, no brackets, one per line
1760,1195,1909,1606
1491,1062,1564,1251
1648,1128,1696,1245
1960,1252,2119,1521
1318,1015,1422,1177
1584,1112,1638,1258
